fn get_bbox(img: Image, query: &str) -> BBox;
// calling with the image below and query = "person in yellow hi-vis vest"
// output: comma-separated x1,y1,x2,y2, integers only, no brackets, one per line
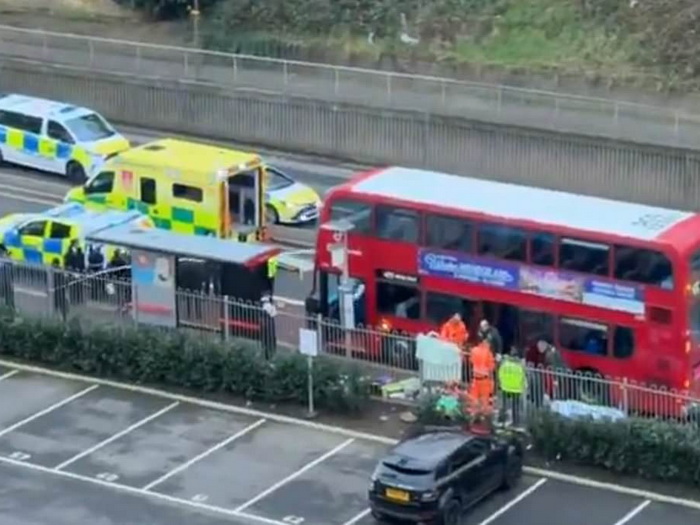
266,256,278,294
497,346,527,427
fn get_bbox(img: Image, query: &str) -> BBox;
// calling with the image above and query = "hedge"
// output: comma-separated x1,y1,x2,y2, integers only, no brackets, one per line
415,392,700,488
0,311,371,414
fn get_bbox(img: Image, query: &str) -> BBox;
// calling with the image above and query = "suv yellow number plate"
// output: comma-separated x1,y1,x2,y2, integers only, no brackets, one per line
385,488,409,502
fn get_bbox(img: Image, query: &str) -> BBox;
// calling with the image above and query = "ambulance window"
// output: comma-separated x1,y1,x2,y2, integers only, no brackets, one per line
85,171,114,194
18,220,47,237
49,221,72,239
140,178,157,205
47,121,74,144
173,183,202,203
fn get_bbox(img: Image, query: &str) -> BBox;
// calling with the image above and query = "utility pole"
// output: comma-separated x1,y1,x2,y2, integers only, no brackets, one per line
191,0,201,48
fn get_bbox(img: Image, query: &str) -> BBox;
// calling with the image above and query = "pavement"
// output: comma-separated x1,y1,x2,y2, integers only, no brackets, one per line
0,363,699,525
0,27,698,150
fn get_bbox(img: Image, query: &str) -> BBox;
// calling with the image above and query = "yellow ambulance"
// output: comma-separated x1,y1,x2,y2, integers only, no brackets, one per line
64,138,267,242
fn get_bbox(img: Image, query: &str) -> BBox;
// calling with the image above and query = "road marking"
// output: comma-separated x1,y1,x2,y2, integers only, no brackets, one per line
0,183,65,199
54,401,180,471
0,384,98,439
476,478,548,525
0,454,290,525
234,438,355,512
0,370,19,382
4,359,700,511
142,417,266,490
614,500,651,525
342,508,371,525
0,191,59,206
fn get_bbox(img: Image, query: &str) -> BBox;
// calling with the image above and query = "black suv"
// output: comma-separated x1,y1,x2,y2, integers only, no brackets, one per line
368,427,523,524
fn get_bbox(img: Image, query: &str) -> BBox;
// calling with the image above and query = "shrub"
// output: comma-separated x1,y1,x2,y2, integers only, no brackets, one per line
0,311,371,414
415,391,700,487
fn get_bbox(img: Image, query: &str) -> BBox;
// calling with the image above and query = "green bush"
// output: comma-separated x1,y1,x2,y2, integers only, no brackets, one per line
416,392,700,487
0,311,371,414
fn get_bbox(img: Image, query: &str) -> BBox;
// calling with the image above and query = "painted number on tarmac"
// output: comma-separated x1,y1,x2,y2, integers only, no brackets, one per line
96,472,119,482
8,451,30,461
283,517,305,524
192,494,209,503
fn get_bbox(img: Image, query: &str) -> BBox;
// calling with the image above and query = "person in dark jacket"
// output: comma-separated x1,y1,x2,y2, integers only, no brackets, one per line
478,319,503,359
536,339,574,401
0,249,14,310
63,241,85,306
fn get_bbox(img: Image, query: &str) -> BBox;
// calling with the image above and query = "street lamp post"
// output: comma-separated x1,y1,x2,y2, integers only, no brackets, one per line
191,0,201,48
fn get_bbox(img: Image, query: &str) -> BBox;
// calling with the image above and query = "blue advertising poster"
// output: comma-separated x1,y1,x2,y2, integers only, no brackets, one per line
418,249,644,315
418,250,518,290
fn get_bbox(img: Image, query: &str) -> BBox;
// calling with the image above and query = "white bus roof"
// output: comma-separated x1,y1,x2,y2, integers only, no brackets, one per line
0,93,91,121
350,167,694,241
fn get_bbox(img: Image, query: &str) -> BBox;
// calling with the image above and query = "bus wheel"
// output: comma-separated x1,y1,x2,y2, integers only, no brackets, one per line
265,205,280,225
66,162,87,184
576,368,610,406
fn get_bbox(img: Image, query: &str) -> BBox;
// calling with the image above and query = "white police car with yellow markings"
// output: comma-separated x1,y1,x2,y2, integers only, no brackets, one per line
265,165,321,225
0,202,152,268
0,94,130,183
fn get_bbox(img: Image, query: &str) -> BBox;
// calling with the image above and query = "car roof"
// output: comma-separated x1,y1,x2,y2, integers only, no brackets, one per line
0,93,92,121
37,203,147,236
349,166,696,242
107,139,261,184
388,430,473,467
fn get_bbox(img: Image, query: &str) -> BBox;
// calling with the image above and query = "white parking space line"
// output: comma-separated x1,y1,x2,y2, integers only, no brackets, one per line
614,500,651,525
342,508,371,525
54,401,180,471
0,370,19,382
476,478,548,525
0,454,290,525
0,384,98,439
142,417,267,491
234,437,356,513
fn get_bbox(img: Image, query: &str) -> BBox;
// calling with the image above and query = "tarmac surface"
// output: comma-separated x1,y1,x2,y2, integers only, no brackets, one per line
1,27,698,149
0,364,699,525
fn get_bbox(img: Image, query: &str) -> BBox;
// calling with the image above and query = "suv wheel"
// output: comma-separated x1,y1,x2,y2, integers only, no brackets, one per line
501,451,523,490
441,499,461,525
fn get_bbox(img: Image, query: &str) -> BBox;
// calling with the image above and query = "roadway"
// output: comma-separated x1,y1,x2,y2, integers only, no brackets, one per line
0,29,698,149
0,363,699,525
0,127,356,305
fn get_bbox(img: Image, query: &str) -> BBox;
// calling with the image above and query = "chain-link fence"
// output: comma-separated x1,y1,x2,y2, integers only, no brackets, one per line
1,259,698,426
1,25,700,149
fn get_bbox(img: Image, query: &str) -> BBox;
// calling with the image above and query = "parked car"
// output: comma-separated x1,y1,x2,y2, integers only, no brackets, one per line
368,426,524,524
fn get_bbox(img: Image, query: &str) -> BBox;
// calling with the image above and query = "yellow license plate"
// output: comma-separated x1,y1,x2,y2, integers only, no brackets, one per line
385,488,410,502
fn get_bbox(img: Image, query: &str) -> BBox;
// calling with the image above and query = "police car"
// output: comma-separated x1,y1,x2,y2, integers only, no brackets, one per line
0,203,151,268
265,165,321,225
0,94,130,183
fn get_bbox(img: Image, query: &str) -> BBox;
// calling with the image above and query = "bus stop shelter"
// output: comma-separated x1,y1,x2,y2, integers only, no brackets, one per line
86,223,281,330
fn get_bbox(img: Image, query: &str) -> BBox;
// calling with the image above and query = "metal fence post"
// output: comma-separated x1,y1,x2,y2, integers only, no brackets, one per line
621,376,629,416
46,265,55,318
223,295,230,341
334,67,340,96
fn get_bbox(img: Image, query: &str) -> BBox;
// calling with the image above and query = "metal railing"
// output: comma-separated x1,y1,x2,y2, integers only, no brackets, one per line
1,259,698,426
1,24,699,148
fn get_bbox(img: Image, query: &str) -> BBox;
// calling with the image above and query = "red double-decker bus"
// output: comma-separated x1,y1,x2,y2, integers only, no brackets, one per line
311,166,700,399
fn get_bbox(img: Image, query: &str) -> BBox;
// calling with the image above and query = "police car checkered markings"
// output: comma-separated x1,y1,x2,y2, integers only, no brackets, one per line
0,93,130,180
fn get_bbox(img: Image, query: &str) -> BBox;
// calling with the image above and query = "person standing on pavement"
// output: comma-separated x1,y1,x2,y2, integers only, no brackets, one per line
478,319,503,359
537,339,573,401
468,341,496,418
440,313,469,350
260,294,278,360
497,346,527,427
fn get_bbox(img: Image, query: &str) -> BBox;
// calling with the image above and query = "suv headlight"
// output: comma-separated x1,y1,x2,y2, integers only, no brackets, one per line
420,490,438,501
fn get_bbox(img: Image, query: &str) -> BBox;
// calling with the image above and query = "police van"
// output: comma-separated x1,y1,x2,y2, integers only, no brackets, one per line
0,94,130,183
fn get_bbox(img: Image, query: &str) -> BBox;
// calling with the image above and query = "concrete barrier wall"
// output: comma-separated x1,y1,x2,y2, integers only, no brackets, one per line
2,58,700,210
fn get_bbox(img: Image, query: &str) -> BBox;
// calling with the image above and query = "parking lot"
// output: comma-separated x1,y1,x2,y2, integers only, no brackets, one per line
0,364,698,525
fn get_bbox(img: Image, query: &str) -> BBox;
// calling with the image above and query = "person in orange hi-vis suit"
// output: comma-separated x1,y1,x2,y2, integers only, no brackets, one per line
439,313,469,349
468,341,496,417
